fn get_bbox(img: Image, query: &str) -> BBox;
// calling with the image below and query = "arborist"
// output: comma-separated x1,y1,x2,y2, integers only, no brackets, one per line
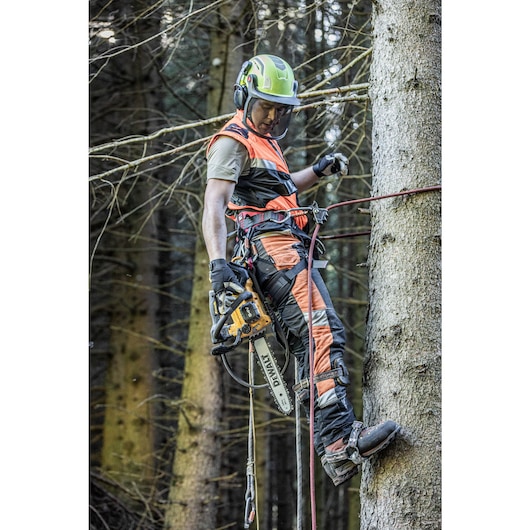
202,54,399,486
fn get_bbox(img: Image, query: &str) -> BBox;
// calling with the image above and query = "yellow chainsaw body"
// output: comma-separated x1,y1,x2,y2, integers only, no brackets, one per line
227,279,271,339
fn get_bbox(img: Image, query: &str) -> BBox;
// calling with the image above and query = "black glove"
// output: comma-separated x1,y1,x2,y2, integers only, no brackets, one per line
209,259,245,294
313,153,349,178
209,259,245,315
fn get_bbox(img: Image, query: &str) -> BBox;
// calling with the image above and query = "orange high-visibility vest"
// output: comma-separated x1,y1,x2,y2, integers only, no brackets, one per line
207,111,307,230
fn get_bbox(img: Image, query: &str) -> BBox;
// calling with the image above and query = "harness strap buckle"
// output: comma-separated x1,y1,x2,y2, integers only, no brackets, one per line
236,210,290,230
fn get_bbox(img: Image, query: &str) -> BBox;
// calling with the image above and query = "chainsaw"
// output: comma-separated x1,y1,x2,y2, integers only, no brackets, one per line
209,262,293,415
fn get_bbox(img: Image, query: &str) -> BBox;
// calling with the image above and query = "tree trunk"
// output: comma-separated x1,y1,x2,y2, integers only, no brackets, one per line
100,190,159,493
207,0,249,119
164,239,223,530
361,0,441,529
163,4,253,528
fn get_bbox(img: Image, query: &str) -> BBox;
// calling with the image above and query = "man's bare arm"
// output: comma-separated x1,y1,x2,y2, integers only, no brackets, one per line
290,166,319,192
202,178,236,261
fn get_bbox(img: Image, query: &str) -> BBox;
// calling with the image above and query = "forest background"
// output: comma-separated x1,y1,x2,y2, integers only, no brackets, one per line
1,1,529,529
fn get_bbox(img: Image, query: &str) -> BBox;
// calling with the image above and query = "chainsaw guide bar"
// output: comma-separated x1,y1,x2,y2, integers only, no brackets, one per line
252,333,293,415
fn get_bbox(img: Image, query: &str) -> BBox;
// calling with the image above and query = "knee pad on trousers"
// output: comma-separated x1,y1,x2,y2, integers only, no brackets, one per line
263,270,293,301
332,358,350,386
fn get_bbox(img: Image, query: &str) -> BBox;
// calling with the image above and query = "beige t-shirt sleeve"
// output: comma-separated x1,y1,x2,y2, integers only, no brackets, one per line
206,135,250,183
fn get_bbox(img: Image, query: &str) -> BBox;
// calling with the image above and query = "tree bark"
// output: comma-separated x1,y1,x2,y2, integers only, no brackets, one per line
164,4,251,528
207,0,249,118
100,217,158,491
361,0,441,529
164,239,223,530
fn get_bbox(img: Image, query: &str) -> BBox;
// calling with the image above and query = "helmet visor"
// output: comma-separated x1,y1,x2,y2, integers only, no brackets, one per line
243,97,294,140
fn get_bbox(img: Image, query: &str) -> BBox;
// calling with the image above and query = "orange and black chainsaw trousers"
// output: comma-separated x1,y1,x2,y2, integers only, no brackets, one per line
249,232,356,455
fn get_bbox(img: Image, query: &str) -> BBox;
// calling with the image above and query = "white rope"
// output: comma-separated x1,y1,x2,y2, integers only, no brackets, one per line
244,346,259,528
294,357,304,530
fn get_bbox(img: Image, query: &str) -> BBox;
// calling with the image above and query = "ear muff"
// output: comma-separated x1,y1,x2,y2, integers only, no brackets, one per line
233,61,252,110
233,84,247,110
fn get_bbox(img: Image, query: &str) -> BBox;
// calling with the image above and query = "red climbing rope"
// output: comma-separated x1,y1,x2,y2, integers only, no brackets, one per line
327,184,441,211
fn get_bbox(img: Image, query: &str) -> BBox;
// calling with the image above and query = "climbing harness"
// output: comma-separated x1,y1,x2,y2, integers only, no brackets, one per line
212,184,441,528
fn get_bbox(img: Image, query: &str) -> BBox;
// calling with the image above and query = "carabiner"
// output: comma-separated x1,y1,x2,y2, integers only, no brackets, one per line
244,474,256,528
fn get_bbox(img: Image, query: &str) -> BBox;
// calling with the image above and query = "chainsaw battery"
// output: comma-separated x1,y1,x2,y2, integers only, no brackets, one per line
227,280,272,339
240,301,260,324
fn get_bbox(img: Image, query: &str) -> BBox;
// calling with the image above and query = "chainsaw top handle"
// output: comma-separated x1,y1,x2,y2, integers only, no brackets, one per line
211,290,253,345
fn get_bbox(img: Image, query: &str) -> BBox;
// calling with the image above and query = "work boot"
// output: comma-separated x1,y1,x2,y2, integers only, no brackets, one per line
356,420,400,458
322,420,400,486
321,454,359,487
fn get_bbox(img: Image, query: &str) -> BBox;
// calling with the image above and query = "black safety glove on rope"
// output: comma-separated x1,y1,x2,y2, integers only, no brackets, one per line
209,259,246,316
313,153,349,178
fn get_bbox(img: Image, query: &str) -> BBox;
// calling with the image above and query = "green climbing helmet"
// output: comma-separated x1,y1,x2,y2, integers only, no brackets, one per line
234,55,300,139
234,54,300,109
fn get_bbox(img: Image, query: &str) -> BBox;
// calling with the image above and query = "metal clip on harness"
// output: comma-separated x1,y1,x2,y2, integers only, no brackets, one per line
310,201,329,225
